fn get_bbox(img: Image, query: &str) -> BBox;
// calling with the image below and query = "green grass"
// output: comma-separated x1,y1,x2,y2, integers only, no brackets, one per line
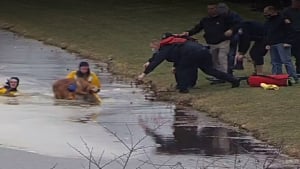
1,0,300,157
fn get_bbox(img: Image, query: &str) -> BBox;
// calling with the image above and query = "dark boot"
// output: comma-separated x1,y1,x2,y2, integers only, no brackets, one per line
231,79,240,88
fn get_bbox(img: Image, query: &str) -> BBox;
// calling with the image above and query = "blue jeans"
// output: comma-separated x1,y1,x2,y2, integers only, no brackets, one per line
270,43,297,79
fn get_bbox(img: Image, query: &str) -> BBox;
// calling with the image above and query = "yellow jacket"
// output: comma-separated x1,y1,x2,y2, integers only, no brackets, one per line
66,71,101,89
0,87,19,96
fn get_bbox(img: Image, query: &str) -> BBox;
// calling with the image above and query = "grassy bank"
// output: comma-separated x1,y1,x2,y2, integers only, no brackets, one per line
1,0,300,157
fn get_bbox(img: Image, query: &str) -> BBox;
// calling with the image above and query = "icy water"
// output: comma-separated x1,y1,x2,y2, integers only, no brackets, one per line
0,30,299,169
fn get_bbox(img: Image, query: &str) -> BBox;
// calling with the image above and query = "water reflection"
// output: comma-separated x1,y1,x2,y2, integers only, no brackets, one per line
139,108,278,157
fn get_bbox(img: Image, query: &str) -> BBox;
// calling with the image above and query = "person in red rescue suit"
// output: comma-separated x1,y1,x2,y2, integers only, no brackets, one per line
137,35,240,93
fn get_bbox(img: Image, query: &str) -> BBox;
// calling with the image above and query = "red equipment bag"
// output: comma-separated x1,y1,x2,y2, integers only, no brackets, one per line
247,74,290,87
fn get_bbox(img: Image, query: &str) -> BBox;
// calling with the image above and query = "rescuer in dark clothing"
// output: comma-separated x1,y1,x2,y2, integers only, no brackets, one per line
137,36,240,93
217,3,244,72
264,6,298,82
235,21,268,75
144,34,199,89
283,0,300,73
145,51,198,90
178,2,239,74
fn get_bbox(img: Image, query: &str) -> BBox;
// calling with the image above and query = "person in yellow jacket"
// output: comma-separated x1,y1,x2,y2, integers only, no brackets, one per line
66,61,101,93
0,77,20,96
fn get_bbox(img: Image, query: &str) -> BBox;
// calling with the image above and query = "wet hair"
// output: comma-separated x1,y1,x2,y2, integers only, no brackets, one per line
5,77,20,91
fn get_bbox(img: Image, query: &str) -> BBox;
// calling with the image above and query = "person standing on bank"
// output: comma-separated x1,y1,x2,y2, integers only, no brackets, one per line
283,0,300,74
235,21,267,75
217,3,244,73
137,35,240,93
178,2,239,75
264,6,298,82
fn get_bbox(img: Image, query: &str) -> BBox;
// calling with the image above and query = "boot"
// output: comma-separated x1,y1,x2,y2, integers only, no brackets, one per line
231,79,240,88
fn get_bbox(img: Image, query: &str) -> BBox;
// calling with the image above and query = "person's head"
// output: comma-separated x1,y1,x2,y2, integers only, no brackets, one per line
217,3,229,15
292,0,300,8
6,77,20,90
207,2,218,17
78,61,90,74
263,6,279,19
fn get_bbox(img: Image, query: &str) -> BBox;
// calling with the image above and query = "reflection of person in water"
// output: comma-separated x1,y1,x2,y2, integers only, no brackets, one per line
139,109,243,156
0,77,20,96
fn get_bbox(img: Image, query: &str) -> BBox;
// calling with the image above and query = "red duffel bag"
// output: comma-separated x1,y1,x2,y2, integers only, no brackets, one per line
247,74,290,87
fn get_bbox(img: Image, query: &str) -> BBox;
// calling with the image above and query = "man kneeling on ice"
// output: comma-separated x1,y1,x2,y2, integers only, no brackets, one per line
138,33,240,93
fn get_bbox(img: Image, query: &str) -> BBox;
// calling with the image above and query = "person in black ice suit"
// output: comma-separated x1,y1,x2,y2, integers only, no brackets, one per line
137,34,240,93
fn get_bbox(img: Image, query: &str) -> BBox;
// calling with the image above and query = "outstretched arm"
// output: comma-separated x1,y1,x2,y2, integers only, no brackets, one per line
187,19,204,36
138,52,166,80
144,52,166,73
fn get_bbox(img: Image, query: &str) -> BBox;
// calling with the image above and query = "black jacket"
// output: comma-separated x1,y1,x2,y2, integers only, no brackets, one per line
238,21,265,54
264,14,295,45
282,7,300,32
144,44,183,74
187,14,237,44
144,41,209,74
